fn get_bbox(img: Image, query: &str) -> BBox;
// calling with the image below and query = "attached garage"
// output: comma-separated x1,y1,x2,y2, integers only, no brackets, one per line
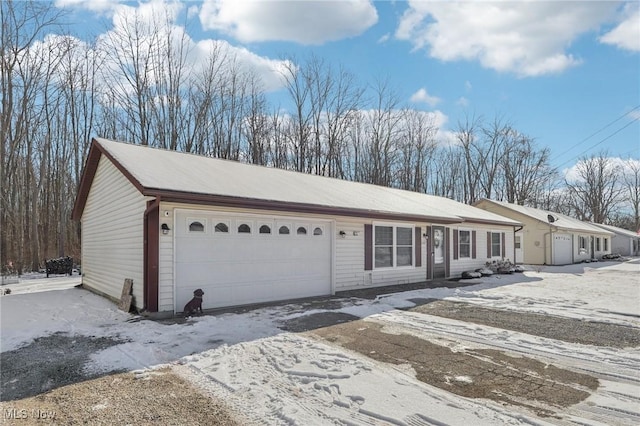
174,210,332,311
72,138,520,317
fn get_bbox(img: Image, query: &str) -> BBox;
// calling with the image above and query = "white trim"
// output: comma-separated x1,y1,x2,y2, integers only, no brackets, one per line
489,230,503,259
457,228,472,259
330,220,336,295
172,209,178,315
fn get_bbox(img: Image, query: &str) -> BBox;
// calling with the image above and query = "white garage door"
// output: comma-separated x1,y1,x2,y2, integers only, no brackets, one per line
552,234,573,265
174,210,332,312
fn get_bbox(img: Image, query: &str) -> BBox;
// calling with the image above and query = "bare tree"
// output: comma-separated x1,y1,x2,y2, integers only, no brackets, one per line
455,113,482,203
397,109,437,192
1,0,65,273
621,159,640,230
501,132,555,204
565,152,624,223
280,58,311,172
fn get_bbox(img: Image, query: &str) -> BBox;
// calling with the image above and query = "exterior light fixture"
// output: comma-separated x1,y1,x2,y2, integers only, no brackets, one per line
339,231,346,238
161,223,170,235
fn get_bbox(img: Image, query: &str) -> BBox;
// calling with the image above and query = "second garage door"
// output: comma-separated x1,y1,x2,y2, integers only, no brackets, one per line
174,210,332,312
552,233,573,265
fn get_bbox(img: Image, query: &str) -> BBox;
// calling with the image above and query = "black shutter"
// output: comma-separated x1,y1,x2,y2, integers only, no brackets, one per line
364,224,373,271
415,227,422,267
426,226,432,280
445,228,450,278
472,231,477,259
501,232,506,258
453,229,459,260
487,231,491,258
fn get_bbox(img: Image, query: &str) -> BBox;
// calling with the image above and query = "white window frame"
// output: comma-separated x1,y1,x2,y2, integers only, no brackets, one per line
490,231,502,258
458,229,471,259
578,235,587,250
373,222,415,269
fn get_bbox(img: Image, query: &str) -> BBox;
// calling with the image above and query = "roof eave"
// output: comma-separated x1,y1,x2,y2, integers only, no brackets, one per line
146,188,464,224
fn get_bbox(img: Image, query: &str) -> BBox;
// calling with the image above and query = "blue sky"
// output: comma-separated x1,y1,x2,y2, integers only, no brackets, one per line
55,0,639,172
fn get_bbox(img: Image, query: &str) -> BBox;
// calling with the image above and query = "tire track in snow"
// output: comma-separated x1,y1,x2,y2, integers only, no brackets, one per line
178,333,549,425
367,310,640,425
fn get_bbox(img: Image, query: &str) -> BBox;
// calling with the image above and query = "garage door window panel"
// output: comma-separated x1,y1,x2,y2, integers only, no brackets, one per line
313,226,323,236
259,224,272,234
214,222,229,233
278,224,291,235
188,219,206,233
238,223,252,234
296,226,308,235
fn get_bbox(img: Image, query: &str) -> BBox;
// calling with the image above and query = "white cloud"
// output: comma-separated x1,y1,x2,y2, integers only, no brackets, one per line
55,0,120,13
600,3,640,52
562,156,639,182
90,1,292,95
464,81,472,92
456,97,469,108
395,0,618,77
378,33,391,44
199,0,378,45
409,88,441,107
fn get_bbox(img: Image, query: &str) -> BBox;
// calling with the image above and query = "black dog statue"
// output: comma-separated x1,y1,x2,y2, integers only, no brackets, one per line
183,288,204,316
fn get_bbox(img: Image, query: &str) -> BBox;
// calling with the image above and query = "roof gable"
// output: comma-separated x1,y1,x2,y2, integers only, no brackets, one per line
73,138,520,226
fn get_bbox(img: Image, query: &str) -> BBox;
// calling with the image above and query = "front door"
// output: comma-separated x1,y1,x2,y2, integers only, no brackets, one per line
515,234,523,263
432,226,446,279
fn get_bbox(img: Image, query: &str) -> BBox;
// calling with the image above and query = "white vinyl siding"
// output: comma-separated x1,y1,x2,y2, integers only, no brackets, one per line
449,226,514,277
336,219,426,291
81,156,147,308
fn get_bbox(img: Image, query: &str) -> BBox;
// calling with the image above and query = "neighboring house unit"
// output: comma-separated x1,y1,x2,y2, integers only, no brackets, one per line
474,199,613,265
72,138,521,316
592,223,640,257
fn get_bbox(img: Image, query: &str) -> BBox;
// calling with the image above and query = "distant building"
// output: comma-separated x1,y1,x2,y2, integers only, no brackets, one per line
591,223,640,257
474,199,613,265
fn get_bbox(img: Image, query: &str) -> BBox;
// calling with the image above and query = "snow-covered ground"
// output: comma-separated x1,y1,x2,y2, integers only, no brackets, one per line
1,259,639,425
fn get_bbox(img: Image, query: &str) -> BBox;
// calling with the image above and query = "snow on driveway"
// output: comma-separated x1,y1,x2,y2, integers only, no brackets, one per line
1,259,639,425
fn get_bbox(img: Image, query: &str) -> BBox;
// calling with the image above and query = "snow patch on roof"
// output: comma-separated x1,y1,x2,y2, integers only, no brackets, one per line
477,199,613,235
